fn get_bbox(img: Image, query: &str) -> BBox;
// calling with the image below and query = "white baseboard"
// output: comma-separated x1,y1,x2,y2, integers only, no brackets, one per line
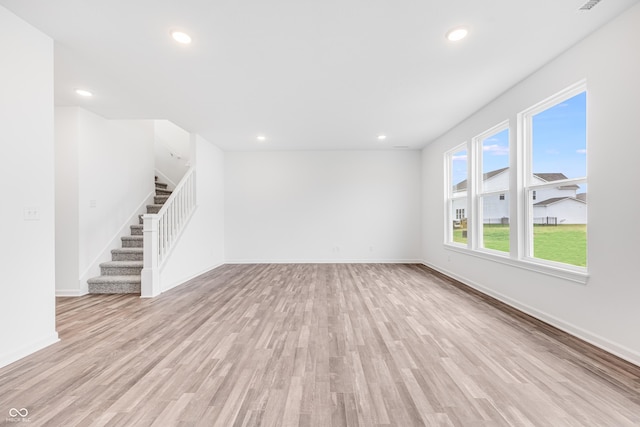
55,289,87,297
421,261,640,368
159,262,225,294
0,332,60,369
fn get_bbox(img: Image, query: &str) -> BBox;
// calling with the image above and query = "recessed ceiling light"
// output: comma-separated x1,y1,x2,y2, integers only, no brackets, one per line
446,27,468,42
75,89,93,97
257,135,267,141
171,31,192,44
377,135,387,141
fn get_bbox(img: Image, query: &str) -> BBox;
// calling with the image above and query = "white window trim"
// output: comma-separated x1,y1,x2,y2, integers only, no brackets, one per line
444,142,469,246
445,244,589,284
519,80,587,270
472,120,510,251
443,80,589,285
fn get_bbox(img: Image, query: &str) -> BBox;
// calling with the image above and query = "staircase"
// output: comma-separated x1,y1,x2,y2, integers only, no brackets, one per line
87,179,171,294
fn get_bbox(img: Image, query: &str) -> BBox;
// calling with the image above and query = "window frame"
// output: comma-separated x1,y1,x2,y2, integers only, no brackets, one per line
444,142,469,247
519,80,587,272
472,121,510,255
443,81,588,284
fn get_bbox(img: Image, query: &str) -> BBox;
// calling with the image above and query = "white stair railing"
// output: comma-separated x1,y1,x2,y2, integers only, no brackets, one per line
141,167,196,297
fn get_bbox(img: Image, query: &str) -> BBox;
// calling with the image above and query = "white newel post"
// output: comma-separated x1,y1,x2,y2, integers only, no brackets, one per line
141,214,160,298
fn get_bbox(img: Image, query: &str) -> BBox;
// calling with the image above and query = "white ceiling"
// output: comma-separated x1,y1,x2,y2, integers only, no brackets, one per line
1,0,638,151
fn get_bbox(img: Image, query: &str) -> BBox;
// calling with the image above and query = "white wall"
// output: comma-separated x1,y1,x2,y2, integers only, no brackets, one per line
422,4,640,365
225,150,422,263
55,108,80,294
160,135,225,290
55,107,155,295
154,120,190,188
0,6,59,368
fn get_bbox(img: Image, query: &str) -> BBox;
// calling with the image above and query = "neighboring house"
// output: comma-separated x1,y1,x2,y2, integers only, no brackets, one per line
533,197,586,224
452,168,587,225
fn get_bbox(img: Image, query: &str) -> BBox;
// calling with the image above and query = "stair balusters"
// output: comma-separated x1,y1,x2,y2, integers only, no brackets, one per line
141,167,196,297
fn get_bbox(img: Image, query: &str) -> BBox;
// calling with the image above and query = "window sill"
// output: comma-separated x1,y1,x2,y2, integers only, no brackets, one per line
444,244,589,285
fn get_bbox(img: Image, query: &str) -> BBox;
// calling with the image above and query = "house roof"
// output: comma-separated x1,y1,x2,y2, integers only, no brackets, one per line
534,173,580,190
534,197,586,207
454,168,580,191
453,167,508,191
535,172,567,182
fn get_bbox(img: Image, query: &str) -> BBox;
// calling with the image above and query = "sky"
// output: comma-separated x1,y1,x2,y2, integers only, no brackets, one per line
532,91,586,180
452,91,586,191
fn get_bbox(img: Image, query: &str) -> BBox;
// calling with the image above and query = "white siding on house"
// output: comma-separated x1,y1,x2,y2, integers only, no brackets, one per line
483,169,509,192
531,175,578,200
533,198,587,224
451,194,468,221
483,193,510,222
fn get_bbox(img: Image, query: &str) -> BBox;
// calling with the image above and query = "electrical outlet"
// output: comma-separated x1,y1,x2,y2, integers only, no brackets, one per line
23,207,40,221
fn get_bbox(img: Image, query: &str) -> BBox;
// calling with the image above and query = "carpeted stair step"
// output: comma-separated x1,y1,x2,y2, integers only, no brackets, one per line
121,235,143,248
146,204,163,214
154,195,170,204
87,275,141,294
88,177,163,295
100,260,143,276
112,247,143,261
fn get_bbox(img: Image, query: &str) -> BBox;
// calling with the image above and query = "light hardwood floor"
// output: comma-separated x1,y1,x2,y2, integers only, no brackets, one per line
1,264,639,426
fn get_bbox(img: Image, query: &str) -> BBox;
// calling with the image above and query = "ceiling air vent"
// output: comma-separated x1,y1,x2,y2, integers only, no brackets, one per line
579,0,603,11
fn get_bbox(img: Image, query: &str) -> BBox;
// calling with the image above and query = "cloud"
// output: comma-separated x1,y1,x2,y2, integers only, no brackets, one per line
483,144,509,156
576,148,587,154
545,149,560,155
452,154,467,161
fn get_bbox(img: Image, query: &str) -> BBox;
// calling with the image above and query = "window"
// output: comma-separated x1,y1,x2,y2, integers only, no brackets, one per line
446,144,468,245
475,124,510,253
523,85,587,267
443,81,587,279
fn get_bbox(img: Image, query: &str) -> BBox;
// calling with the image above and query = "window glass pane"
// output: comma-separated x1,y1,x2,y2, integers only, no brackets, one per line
482,128,509,192
451,149,468,194
532,92,586,183
530,189,587,266
481,193,509,252
448,146,468,245
451,197,468,245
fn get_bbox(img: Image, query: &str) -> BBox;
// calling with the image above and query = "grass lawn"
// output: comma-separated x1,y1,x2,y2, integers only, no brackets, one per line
453,224,586,267
533,224,587,267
